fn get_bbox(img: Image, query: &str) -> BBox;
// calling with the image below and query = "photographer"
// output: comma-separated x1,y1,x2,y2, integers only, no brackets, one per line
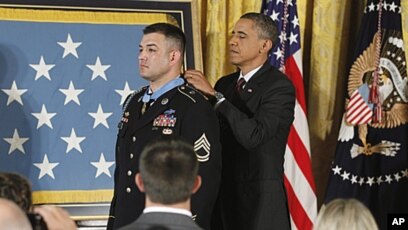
0,172,77,230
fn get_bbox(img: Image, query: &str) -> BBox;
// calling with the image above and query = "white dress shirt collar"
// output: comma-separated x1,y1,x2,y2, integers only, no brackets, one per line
238,65,263,83
143,206,192,217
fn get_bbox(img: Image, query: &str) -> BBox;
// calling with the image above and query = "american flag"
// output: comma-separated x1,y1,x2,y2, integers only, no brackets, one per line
262,0,317,229
346,85,373,125
0,8,147,203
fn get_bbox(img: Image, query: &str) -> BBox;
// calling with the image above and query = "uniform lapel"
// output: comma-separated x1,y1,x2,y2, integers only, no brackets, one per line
128,87,178,134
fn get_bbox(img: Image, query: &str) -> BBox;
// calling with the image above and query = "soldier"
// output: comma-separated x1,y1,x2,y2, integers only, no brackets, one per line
107,23,221,230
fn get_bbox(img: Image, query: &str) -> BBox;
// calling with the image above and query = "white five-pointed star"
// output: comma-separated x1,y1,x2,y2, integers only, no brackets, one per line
1,81,27,106
350,175,358,184
89,104,113,128
270,10,280,21
366,177,375,186
90,153,115,178
86,57,111,81
34,154,59,179
31,104,57,129
385,174,393,184
332,165,342,175
341,171,350,181
291,15,299,29
273,47,283,60
115,82,134,105
288,32,298,45
61,128,86,153
376,176,383,185
59,81,84,105
368,2,375,11
389,2,397,12
287,0,293,6
57,33,82,58
29,56,55,80
3,129,29,154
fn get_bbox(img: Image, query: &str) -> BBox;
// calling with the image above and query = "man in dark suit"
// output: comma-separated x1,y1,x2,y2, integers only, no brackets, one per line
119,137,203,230
185,12,294,230
108,23,221,230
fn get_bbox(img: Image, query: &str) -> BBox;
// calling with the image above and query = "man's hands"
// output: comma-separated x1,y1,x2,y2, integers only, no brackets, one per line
34,205,77,230
184,70,216,97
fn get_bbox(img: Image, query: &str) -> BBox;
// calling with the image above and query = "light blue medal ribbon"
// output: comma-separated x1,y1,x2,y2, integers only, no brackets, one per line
142,77,185,103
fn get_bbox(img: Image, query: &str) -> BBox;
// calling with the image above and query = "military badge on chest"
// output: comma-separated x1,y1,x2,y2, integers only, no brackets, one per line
118,112,130,130
153,109,177,134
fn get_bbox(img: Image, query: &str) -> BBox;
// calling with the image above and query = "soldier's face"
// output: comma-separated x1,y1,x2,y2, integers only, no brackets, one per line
228,18,264,68
138,33,172,81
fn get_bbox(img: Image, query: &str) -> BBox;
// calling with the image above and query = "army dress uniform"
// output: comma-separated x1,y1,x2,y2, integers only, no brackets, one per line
108,81,222,230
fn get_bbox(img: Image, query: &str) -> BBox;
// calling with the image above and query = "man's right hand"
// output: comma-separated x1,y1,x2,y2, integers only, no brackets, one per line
184,70,216,97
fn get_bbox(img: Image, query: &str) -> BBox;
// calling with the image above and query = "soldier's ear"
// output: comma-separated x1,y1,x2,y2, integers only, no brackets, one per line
170,50,181,63
135,173,145,192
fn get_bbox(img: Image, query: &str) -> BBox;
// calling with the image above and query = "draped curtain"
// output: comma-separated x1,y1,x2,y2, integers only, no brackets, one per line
196,0,408,207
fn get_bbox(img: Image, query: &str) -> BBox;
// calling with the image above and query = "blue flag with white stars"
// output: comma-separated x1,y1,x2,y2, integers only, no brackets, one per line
0,8,154,203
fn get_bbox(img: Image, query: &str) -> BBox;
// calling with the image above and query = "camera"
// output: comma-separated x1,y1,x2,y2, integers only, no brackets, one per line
27,213,48,230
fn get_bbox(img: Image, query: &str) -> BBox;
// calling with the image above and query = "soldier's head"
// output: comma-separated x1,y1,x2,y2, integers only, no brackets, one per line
138,23,186,82
136,136,201,204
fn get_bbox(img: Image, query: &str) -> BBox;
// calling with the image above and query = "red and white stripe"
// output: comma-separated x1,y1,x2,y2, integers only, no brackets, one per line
346,90,373,125
283,50,317,230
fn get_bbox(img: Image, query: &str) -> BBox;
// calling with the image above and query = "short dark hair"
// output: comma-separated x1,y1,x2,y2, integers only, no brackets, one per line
139,137,198,204
240,12,279,50
0,173,32,212
143,23,186,54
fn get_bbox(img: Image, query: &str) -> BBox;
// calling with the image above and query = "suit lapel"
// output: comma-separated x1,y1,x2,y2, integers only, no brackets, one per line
240,62,271,101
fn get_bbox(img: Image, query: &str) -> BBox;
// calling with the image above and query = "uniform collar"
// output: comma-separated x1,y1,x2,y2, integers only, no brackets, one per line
142,77,184,103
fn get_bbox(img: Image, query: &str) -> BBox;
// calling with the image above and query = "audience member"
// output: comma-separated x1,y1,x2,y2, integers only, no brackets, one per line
0,172,77,230
0,198,32,230
119,137,203,230
0,172,32,211
314,198,378,230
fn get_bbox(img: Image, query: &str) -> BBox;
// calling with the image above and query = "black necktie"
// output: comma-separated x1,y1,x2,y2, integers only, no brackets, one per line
235,78,246,93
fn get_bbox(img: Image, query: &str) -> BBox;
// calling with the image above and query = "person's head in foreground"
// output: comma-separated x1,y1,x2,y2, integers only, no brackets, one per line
314,198,378,230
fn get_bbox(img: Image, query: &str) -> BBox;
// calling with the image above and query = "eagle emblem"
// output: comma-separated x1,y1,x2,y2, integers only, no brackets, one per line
339,31,408,158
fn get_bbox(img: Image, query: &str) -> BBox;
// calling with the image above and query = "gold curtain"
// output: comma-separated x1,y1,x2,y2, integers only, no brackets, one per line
197,0,408,208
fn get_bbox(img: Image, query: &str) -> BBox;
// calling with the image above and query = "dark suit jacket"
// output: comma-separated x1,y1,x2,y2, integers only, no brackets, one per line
118,212,203,230
213,62,294,230
108,84,221,230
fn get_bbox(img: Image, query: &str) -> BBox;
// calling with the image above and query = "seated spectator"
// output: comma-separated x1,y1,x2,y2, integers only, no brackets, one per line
119,137,203,230
0,198,32,230
314,198,378,230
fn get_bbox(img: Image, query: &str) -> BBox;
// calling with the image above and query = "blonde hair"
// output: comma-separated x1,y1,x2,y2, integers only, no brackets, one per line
314,198,378,230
